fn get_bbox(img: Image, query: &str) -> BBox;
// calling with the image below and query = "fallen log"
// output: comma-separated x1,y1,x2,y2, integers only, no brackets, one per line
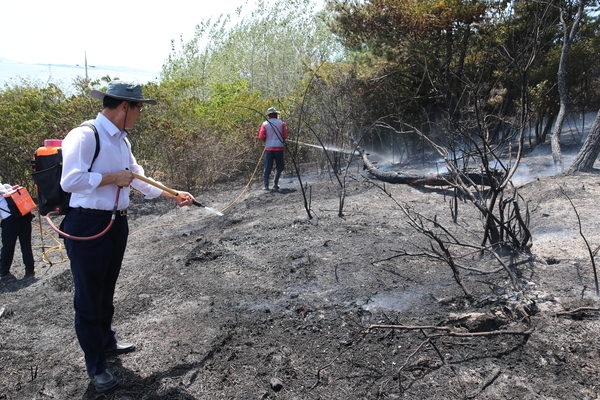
357,146,504,187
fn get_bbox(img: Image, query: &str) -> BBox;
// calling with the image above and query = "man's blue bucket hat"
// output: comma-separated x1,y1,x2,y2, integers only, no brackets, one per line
91,81,157,105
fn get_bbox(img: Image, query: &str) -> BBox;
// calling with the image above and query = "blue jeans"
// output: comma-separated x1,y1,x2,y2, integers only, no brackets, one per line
263,150,284,188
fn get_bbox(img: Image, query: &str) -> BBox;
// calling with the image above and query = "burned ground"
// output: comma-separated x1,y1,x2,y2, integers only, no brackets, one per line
2,153,600,399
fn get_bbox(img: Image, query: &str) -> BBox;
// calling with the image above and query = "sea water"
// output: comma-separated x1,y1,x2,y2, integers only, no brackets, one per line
0,58,158,91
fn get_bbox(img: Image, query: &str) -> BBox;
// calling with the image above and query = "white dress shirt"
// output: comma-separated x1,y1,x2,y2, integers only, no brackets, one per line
0,195,11,219
60,113,163,210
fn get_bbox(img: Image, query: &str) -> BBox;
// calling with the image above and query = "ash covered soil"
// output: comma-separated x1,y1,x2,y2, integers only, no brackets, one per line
2,158,600,399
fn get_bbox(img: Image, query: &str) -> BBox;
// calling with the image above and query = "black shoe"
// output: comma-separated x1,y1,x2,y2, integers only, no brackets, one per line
90,369,119,393
263,186,270,191
105,341,136,355
24,270,35,278
273,185,280,190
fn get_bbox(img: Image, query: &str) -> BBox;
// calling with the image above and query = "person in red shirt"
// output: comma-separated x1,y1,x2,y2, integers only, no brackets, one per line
258,107,288,190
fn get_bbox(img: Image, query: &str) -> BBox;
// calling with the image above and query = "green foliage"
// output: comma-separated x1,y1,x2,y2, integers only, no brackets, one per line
0,81,71,189
194,81,266,136
163,0,342,98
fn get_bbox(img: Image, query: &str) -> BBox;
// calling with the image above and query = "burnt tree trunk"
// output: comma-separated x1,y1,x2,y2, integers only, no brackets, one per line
358,147,502,187
550,0,585,170
568,108,600,174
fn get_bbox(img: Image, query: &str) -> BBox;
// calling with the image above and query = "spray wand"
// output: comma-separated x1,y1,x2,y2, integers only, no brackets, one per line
131,172,224,216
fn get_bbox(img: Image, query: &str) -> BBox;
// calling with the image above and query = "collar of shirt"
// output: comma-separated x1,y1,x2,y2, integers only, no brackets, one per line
96,113,127,141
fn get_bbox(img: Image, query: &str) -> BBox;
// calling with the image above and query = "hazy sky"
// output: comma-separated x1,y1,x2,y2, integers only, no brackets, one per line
1,0,250,73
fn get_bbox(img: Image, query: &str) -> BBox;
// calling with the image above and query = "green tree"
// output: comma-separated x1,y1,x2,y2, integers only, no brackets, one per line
0,81,68,189
163,0,342,98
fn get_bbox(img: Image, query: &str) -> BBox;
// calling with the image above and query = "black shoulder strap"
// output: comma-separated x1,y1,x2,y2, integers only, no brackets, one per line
79,122,100,172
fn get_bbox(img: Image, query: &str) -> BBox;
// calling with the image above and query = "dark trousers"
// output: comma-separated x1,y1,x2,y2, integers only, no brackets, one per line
0,214,34,276
263,150,284,188
64,209,129,376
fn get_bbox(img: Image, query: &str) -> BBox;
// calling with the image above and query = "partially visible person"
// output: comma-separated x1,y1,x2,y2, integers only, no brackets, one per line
60,81,196,393
258,107,288,190
0,182,35,280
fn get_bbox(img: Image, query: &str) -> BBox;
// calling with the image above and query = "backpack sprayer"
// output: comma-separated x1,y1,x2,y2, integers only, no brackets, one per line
32,138,223,242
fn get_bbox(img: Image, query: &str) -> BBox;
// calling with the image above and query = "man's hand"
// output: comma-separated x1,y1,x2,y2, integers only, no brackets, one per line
100,170,134,188
174,191,195,207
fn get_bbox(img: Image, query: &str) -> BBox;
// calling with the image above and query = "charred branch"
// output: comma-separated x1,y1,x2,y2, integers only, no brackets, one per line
365,324,534,337
560,186,599,296
357,146,504,187
556,307,600,317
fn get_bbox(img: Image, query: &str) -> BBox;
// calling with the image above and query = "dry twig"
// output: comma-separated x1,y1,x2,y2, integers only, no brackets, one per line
556,306,600,316
365,324,534,337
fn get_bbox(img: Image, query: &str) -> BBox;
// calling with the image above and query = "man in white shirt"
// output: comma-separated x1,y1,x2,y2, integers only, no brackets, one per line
60,81,195,393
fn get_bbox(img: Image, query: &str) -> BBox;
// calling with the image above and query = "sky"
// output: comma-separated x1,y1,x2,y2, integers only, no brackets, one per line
0,0,251,74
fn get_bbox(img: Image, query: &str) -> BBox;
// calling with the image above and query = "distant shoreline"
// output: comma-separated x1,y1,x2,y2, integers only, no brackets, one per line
0,58,159,89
